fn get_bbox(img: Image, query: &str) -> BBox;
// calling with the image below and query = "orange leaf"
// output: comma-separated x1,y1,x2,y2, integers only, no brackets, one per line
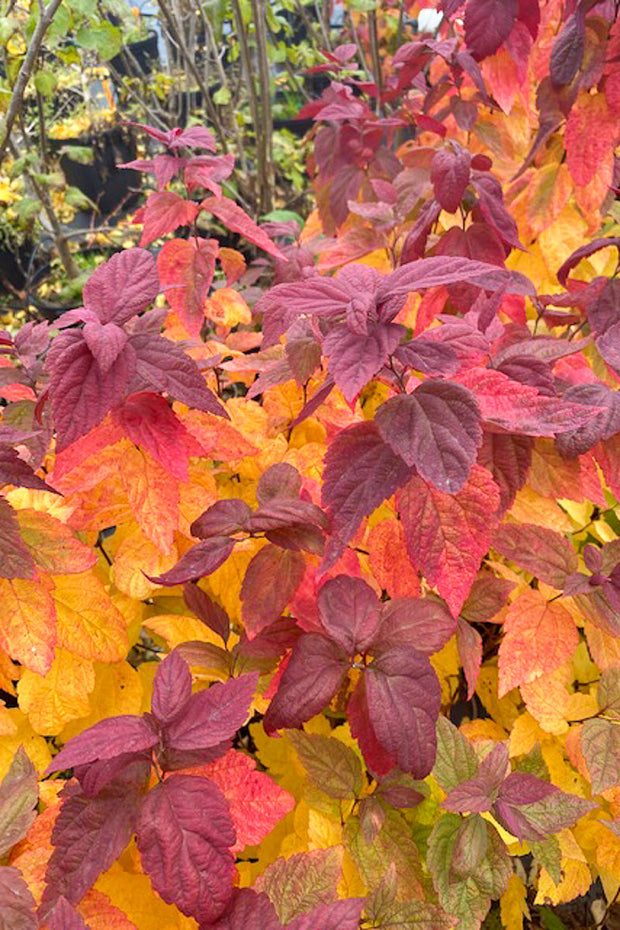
367,519,420,598
16,509,97,574
204,288,252,329
120,446,179,554
565,92,616,188
498,589,579,697
0,577,57,674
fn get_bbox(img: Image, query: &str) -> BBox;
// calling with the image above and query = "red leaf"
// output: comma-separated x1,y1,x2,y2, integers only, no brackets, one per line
376,597,456,655
191,750,295,851
82,248,159,325
0,498,35,580
151,536,235,585
431,146,471,212
317,575,381,654
130,333,226,416
0,446,52,492
47,331,135,451
287,900,366,930
263,634,349,733
0,866,37,930
82,321,128,375
478,431,533,513
397,465,500,617
201,196,285,260
205,889,280,930
348,678,395,776
136,774,235,924
112,392,198,481
183,153,236,196
495,774,595,841
45,716,159,774
492,522,577,588
183,583,230,642
241,545,305,638
47,896,89,930
164,672,258,752
157,238,218,336
464,0,518,59
457,616,483,700
471,173,523,250
323,322,403,404
321,422,412,572
364,647,441,778
384,255,534,302
140,193,199,247
151,651,192,725
191,500,252,538
376,380,481,494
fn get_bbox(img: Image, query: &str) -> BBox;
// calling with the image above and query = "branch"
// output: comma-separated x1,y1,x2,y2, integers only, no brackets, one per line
0,0,63,163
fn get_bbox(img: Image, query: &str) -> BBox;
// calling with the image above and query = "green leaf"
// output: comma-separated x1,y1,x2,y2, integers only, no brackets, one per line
344,808,427,900
433,717,478,792
0,17,16,45
449,815,488,879
33,70,56,97
66,0,98,15
260,208,304,229
12,197,39,222
538,906,568,930
530,835,562,885
64,186,96,210
76,22,122,60
256,847,342,923
288,731,363,799
47,5,71,41
598,667,620,719
0,746,38,857
213,85,231,105
581,717,620,794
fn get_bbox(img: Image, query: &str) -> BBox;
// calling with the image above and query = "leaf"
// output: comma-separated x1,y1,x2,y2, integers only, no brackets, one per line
375,596,456,655
0,866,37,930
112,392,198,482
17,650,94,735
433,717,478,793
494,773,595,841
0,446,52,493
183,583,230,642
492,523,577,588
581,718,620,795
201,196,285,260
321,422,412,571
362,646,441,778
550,12,585,86
240,545,305,637
376,380,481,494
317,574,381,654
287,899,366,930
442,743,509,813
187,750,294,851
0,498,35,580
150,536,235,585
565,92,615,187
478,432,533,513
497,589,578,697
157,237,218,336
256,847,342,923
344,808,425,900
397,465,500,617
53,572,128,662
0,747,37,857
323,321,403,404
119,445,179,554
140,192,199,247
136,774,235,924
464,0,517,59
151,651,192,725
15,510,96,574
205,888,280,930
191,499,252,538
367,519,421,598
82,248,159,325
500,873,530,930
0,576,57,675
431,146,471,213
47,896,89,930
45,715,158,773
598,668,620,718
130,332,226,417
43,773,146,915
288,730,364,799
263,634,349,733
163,672,257,753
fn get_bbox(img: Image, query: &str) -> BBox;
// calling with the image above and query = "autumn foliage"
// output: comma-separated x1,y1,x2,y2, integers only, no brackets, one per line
2,0,620,927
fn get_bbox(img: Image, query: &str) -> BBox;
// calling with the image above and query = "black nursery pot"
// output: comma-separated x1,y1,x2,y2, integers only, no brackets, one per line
58,127,141,219
273,117,314,138
110,30,159,76
0,240,35,292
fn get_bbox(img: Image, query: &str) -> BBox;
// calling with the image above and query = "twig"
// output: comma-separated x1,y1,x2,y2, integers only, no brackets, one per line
251,0,274,213
0,0,63,163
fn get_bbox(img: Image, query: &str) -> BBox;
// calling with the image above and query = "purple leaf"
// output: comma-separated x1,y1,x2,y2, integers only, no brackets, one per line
190,500,252,538
47,331,135,451
42,774,145,915
0,866,37,930
0,446,52,493
494,774,595,841
75,751,152,799
492,523,577,589
323,321,404,404
287,899,365,930
395,336,458,377
321,422,412,571
240,545,305,637
375,380,482,494
478,431,532,513
365,646,441,778
164,672,257,753
555,384,620,457
317,575,381,654
550,12,585,86
130,333,227,417
464,0,518,59
0,746,38,857
285,319,322,384
263,634,349,733
183,583,230,642
431,146,471,212
149,537,235,585
461,573,515,624
45,716,159,774
82,321,128,375
383,255,534,305
82,248,159,325
136,774,235,924
557,237,620,288
151,652,192,725
256,463,302,504
0,498,35,580
375,597,457,655
471,173,523,250
205,889,281,930
47,896,89,930
248,498,328,535
442,742,509,813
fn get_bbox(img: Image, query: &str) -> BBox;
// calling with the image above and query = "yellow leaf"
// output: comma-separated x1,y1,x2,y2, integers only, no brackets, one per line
500,873,530,930
509,487,573,532
59,661,143,741
206,537,263,624
111,527,178,599
534,829,591,905
143,613,228,651
475,665,520,732
204,288,251,327
0,709,51,779
430,636,460,705
18,649,94,734
96,864,196,929
53,572,128,662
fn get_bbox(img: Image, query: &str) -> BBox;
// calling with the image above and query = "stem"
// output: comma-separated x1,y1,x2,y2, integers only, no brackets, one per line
368,9,383,114
0,0,63,163
252,0,274,213
231,0,261,207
